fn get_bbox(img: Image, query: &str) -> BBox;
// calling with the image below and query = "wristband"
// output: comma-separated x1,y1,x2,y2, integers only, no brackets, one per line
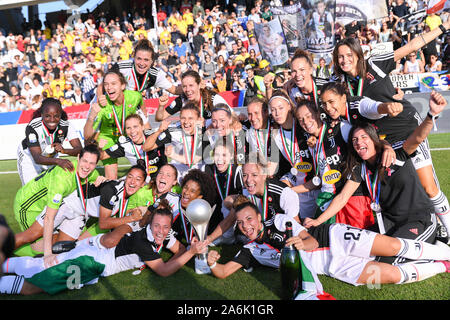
427,111,439,120
209,262,217,269
439,24,447,34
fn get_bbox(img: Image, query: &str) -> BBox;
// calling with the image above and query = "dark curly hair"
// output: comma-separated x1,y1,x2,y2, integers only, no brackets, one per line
180,169,217,207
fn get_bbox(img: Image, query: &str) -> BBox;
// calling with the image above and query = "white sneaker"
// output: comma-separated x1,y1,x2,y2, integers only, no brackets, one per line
195,256,211,274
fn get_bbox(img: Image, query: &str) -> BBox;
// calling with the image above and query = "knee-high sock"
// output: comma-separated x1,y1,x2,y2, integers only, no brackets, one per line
396,262,446,284
396,238,450,261
2,256,45,278
431,191,450,232
0,275,25,294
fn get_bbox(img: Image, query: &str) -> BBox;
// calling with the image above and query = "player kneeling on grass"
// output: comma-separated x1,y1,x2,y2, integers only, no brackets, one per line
0,200,208,295
207,196,450,289
13,144,106,266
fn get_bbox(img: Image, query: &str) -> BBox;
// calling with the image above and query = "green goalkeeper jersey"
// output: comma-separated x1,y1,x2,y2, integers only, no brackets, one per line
14,160,99,230
93,90,144,138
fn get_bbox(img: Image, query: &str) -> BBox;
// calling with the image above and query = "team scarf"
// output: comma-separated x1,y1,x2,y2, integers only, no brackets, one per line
111,98,126,136
182,127,199,168
294,250,335,300
75,172,88,214
254,121,271,158
311,123,327,178
42,121,58,145
346,76,364,97
279,118,299,168
214,165,232,201
116,188,129,218
249,185,269,222
131,66,149,92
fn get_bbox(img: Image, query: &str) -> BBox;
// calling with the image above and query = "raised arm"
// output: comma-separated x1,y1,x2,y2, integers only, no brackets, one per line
403,90,447,155
394,21,449,62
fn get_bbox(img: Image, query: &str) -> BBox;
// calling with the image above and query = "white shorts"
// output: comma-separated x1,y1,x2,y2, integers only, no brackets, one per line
410,138,433,170
326,224,377,286
17,146,49,186
36,191,101,240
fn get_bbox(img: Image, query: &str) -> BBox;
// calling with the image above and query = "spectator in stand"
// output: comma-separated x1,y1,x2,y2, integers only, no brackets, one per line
403,51,425,74
425,53,442,72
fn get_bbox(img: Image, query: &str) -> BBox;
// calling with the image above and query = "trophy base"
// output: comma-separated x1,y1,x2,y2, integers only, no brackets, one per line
195,255,211,275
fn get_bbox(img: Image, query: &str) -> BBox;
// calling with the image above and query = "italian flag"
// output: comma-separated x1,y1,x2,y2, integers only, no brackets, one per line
294,251,335,300
427,0,449,14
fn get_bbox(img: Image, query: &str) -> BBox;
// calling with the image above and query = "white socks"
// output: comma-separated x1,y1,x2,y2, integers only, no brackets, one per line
396,262,446,284
0,275,24,295
396,238,450,261
431,191,450,233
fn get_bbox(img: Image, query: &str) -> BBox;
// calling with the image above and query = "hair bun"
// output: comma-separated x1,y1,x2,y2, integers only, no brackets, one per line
136,159,147,170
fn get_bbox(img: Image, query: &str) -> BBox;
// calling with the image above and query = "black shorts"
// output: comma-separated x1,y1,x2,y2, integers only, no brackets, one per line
370,212,437,265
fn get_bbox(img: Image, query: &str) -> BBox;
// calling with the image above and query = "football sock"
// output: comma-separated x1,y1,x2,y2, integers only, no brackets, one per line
0,275,24,294
431,191,450,233
396,238,450,261
396,262,446,284
2,256,44,278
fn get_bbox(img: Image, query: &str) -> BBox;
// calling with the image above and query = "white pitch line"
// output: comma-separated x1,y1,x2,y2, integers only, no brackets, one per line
0,149,450,174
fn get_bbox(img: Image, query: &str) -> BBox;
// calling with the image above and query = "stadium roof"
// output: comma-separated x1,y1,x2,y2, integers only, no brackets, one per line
0,0,88,11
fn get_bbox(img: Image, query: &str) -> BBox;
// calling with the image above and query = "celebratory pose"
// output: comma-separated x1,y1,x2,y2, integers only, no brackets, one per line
204,143,244,245
333,35,450,240
13,145,101,268
155,70,230,123
305,91,447,264
207,196,450,289
145,104,207,181
17,98,82,185
100,114,167,181
84,70,149,180
269,90,320,219
0,201,207,295
97,39,179,100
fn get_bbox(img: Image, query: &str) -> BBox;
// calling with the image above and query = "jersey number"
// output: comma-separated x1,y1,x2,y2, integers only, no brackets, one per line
343,226,362,241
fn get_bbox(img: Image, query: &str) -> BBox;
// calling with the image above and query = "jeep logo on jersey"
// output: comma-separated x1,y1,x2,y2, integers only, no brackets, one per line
295,162,312,173
321,154,340,167
323,170,341,185
298,149,311,158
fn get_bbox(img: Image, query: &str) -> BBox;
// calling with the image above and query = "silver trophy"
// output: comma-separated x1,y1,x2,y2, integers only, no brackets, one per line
185,199,215,274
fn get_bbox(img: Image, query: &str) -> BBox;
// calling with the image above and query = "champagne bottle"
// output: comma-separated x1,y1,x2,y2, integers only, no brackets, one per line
280,221,301,300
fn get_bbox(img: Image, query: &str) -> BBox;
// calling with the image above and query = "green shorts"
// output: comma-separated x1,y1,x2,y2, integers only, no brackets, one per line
13,188,45,231
98,134,118,166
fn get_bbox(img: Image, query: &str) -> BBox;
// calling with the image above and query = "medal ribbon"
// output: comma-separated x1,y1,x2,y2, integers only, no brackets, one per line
42,122,57,145
130,135,149,169
347,77,364,97
279,119,298,167
75,173,87,214
312,123,327,177
111,99,126,136
250,185,268,221
182,128,198,168
131,66,149,92
361,163,381,207
311,78,319,108
255,121,271,157
214,165,232,201
117,188,129,218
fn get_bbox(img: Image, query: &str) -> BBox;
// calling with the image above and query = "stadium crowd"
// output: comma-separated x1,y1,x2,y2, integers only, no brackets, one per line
0,0,449,299
0,0,448,112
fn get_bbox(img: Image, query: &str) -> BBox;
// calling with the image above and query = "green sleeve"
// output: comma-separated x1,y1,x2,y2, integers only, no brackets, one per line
46,167,76,209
